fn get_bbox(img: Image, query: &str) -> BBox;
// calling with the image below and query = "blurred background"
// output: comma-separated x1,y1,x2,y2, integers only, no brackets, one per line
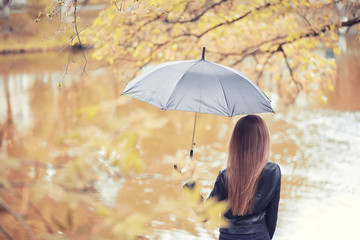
1,1,360,239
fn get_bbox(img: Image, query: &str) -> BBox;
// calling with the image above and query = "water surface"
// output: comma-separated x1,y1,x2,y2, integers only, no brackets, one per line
1,52,360,240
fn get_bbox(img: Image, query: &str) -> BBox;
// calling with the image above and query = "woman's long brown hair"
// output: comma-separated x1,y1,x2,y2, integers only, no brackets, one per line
226,115,270,216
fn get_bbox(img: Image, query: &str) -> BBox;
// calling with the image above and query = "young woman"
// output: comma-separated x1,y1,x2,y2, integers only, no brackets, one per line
185,115,281,240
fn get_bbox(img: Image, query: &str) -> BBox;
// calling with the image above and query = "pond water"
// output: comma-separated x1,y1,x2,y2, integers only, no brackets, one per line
1,51,360,240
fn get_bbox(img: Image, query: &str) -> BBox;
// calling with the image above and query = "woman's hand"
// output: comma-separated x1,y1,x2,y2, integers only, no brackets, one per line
173,160,196,184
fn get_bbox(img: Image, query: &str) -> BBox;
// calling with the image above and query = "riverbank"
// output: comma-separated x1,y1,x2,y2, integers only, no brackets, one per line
0,2,104,55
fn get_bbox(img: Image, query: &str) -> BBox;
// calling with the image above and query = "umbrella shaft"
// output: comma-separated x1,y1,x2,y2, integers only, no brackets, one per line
190,112,198,159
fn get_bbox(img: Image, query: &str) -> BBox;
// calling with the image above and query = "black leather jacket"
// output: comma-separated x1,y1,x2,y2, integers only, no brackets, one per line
208,162,281,238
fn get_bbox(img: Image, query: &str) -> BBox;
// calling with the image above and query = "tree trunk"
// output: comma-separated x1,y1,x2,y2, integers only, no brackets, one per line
0,75,14,148
0,0,11,34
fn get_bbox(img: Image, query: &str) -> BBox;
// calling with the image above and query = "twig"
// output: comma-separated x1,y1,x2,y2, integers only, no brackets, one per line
189,1,283,39
0,197,36,240
166,0,228,23
73,0,87,76
60,47,72,82
10,190,54,234
278,45,303,93
256,52,274,85
114,0,124,12
59,27,87,53
0,224,13,240
138,0,169,16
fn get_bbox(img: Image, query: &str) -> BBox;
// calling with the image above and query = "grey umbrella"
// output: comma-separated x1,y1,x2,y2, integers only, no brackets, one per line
121,47,274,159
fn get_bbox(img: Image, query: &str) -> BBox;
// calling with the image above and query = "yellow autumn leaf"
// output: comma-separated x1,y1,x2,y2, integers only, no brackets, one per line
94,204,111,217
328,80,335,92
134,158,145,173
92,51,104,61
121,130,139,149
77,105,100,119
329,59,336,68
183,183,203,205
319,95,328,104
107,56,114,65
202,198,228,215
118,148,140,174
333,47,341,55
112,213,151,238
273,75,281,81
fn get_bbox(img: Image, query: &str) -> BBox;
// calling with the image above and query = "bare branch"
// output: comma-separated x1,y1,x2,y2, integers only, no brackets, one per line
114,0,124,12
0,224,13,240
73,0,87,76
59,27,87,53
256,52,275,85
166,0,228,23
60,48,72,83
0,197,36,240
225,14,360,65
8,190,55,234
188,1,283,38
146,0,170,14
279,45,303,93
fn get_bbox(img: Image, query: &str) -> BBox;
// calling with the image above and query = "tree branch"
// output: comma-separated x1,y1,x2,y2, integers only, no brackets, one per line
114,0,124,12
188,0,283,38
225,15,360,66
0,224,13,240
0,197,36,240
256,52,275,85
73,0,87,76
165,0,228,23
7,190,54,234
279,45,303,93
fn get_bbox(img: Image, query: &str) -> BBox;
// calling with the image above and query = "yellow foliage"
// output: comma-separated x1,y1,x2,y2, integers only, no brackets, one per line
326,78,335,92
333,47,341,55
121,130,139,149
94,204,111,217
199,198,229,227
77,105,101,119
273,75,281,82
319,94,328,104
183,184,229,228
92,51,104,61
111,213,151,239
183,183,203,205
93,15,104,27
119,148,142,174
107,56,115,65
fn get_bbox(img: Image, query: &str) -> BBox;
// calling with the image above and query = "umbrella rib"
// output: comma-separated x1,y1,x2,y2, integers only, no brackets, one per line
212,62,271,103
207,63,231,117
216,75,232,117
164,60,201,109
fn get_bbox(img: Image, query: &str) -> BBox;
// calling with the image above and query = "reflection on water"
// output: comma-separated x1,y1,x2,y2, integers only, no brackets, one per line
270,109,360,240
1,53,360,240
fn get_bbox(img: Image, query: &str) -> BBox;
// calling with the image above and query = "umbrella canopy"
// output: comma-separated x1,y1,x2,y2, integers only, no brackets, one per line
121,47,274,159
122,53,274,117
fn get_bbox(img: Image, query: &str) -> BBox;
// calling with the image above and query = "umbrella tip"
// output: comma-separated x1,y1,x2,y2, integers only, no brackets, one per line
202,47,205,60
